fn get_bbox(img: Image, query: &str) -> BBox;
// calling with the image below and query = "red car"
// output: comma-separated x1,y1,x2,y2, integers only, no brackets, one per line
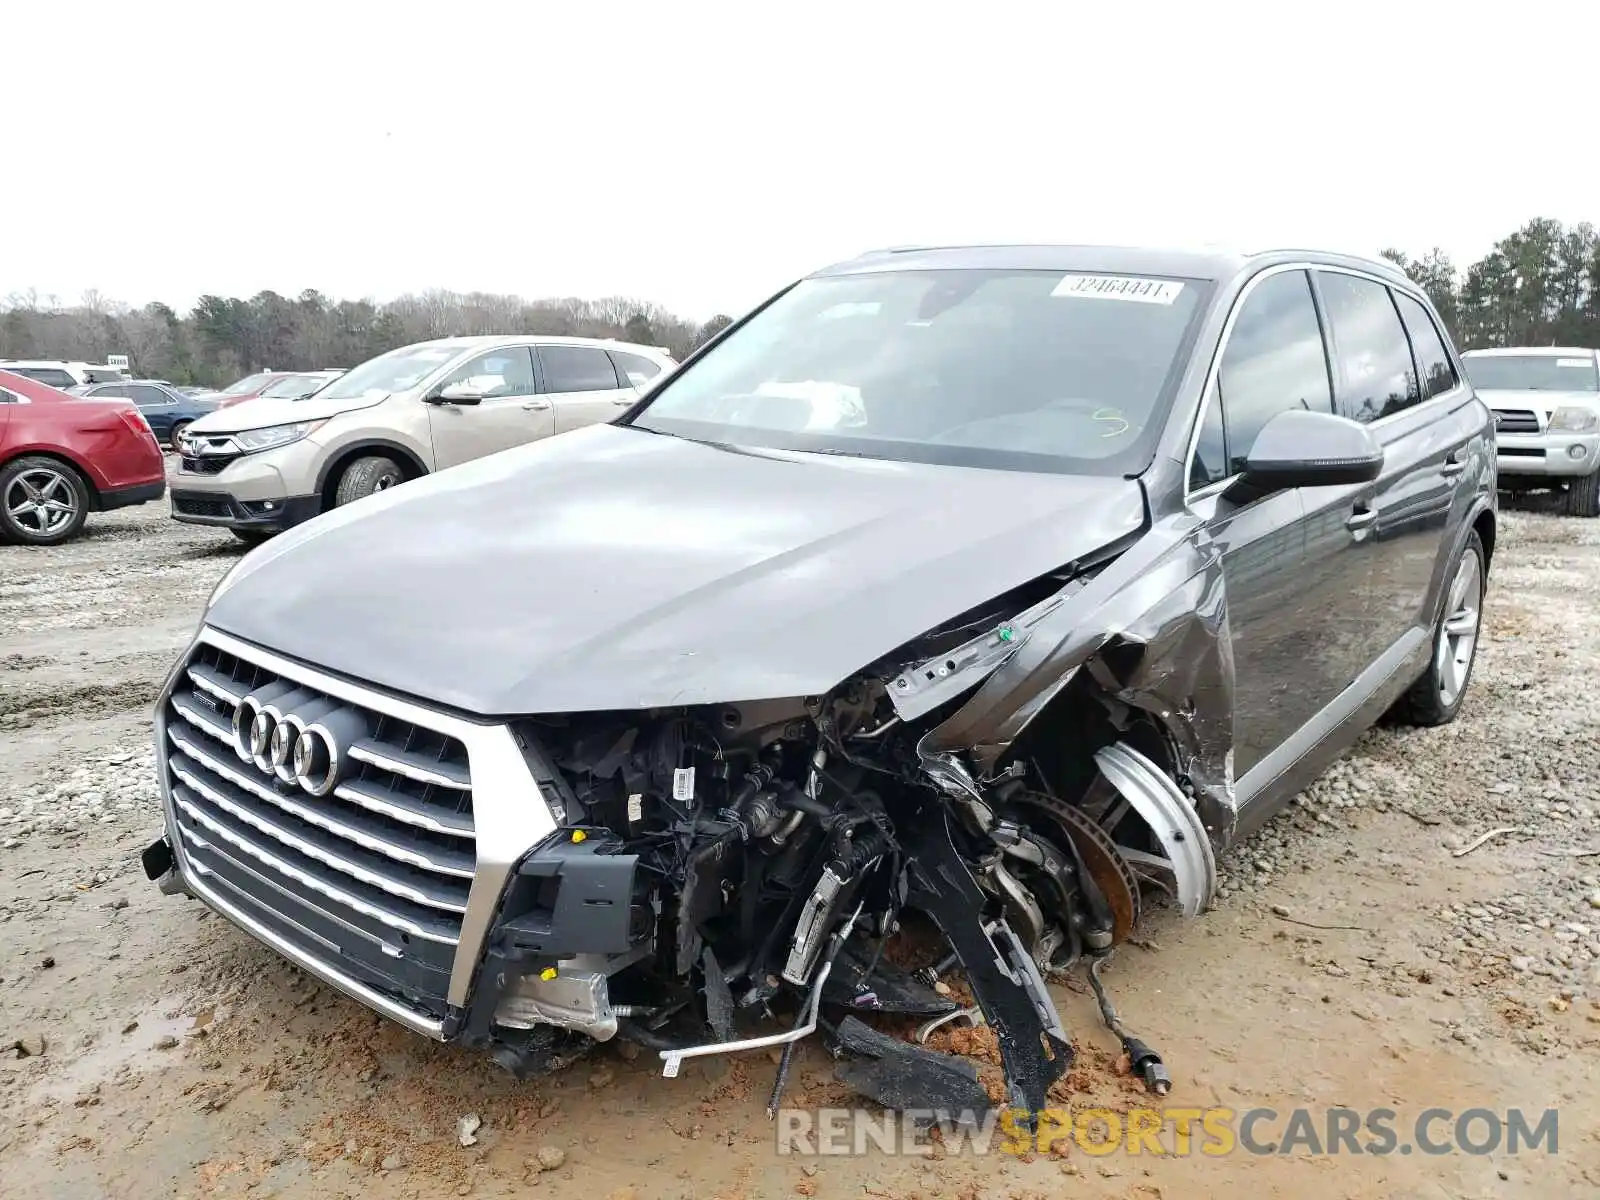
0,369,167,546
212,370,299,410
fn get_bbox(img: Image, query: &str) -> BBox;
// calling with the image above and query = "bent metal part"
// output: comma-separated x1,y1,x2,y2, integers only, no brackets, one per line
140,241,1495,1119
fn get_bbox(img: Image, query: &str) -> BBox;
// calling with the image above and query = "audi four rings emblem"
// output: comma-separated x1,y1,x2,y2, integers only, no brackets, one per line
232,695,340,796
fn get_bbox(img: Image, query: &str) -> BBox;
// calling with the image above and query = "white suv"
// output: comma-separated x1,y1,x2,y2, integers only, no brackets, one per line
0,360,130,388
1460,346,1600,516
168,335,675,542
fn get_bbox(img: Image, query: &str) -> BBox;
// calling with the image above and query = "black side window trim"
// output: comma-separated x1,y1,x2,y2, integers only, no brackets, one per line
1186,263,1461,500
1311,268,1438,425
1391,288,1460,403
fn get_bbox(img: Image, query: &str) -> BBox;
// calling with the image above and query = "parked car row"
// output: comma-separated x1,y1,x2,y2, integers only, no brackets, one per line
70,379,222,450
8,286,1600,554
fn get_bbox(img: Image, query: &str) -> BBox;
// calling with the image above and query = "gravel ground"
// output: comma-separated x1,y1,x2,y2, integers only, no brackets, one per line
2,490,1599,1199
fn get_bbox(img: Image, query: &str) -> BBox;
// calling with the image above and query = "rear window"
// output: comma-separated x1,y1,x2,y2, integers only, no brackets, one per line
1461,354,1599,392
610,350,667,388
8,367,76,388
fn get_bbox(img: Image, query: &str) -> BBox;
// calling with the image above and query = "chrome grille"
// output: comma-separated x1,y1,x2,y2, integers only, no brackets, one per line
163,638,478,1023
1494,409,1541,434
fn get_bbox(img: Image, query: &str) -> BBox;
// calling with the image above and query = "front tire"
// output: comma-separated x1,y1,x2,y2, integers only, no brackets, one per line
1563,468,1600,517
0,456,90,546
333,455,405,507
1393,530,1485,727
230,528,273,547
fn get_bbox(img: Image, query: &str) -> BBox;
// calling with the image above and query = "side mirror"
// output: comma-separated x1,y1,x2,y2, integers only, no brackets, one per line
433,381,486,406
1236,409,1384,493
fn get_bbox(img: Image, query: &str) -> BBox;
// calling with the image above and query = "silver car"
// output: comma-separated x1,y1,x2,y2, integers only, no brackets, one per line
168,335,675,542
1460,346,1600,515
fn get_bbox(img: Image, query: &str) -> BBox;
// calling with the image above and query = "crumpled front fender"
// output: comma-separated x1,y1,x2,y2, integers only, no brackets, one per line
917,509,1238,850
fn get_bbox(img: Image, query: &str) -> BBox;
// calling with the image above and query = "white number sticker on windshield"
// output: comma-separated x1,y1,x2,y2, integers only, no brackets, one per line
1557,358,1591,369
1051,274,1185,305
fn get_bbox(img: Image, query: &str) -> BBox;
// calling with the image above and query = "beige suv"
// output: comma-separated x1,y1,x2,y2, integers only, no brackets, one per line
169,335,675,541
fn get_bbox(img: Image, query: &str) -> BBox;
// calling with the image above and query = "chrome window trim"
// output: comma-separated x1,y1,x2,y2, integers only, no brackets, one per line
1183,261,1467,503
158,625,560,1010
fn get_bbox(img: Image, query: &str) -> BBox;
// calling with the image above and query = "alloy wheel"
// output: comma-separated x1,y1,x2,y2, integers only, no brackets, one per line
5,467,79,538
1436,551,1482,707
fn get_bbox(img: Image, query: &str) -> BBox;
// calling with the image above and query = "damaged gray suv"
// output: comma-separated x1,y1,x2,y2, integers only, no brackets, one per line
143,244,1494,1119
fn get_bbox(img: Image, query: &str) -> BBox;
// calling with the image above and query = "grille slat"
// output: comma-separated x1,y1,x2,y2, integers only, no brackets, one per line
163,640,479,1020
186,664,247,705
349,740,472,790
172,492,235,519
175,815,457,954
172,694,234,743
167,733,476,879
171,796,462,944
1495,409,1541,434
334,778,477,840
170,762,470,912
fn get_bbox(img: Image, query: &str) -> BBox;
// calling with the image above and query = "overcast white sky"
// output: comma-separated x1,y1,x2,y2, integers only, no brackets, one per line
8,1,1599,320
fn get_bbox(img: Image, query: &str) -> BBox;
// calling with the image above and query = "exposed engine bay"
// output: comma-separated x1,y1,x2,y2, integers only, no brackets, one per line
475,575,1189,1118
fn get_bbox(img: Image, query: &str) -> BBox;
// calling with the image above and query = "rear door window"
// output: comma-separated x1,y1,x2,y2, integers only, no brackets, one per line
1392,292,1457,401
128,385,171,407
1317,272,1421,422
547,347,627,395
539,346,622,393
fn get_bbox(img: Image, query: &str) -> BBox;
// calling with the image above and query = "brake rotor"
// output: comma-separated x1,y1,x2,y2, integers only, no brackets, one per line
1018,793,1141,946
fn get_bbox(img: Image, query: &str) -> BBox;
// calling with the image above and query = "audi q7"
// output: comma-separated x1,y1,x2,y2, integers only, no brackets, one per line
144,245,1494,1115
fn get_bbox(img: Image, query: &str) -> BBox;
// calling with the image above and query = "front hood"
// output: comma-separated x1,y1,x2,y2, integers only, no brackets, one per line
205,424,1147,715
1477,388,1600,416
188,391,383,432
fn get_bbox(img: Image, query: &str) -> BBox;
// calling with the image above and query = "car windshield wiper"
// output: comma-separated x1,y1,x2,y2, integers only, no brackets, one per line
788,445,883,460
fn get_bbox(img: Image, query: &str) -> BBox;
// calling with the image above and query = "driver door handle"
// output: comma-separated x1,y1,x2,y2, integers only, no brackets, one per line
520,399,551,411
1440,453,1466,478
611,396,634,405
1346,505,1378,532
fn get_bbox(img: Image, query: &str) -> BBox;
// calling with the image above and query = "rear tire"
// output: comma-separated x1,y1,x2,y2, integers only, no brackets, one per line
1563,468,1600,517
169,420,192,453
0,455,91,546
1393,530,1485,727
333,455,405,507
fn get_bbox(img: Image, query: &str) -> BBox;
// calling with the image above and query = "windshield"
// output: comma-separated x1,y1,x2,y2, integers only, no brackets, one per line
1463,354,1599,392
222,371,276,395
318,344,463,401
261,373,330,399
627,268,1209,474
